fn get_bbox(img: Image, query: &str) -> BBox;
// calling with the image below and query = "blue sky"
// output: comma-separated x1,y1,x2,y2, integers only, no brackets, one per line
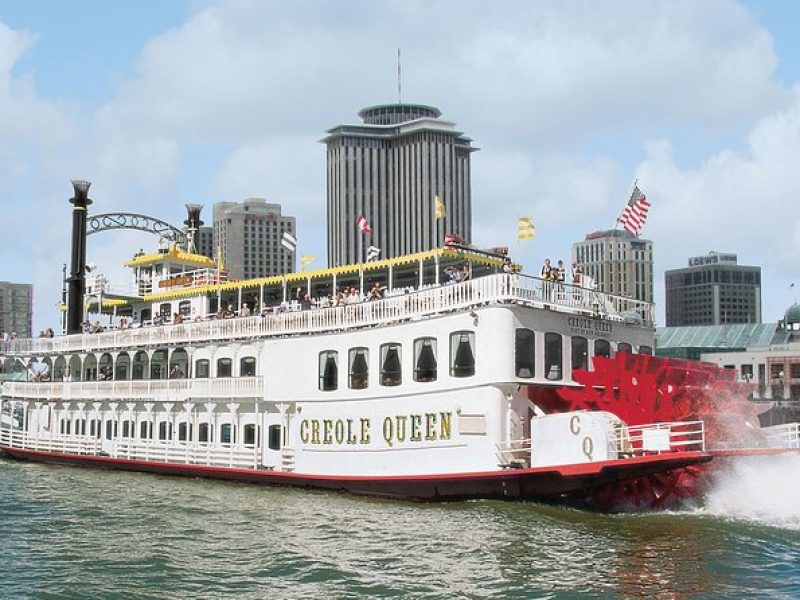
1,0,800,331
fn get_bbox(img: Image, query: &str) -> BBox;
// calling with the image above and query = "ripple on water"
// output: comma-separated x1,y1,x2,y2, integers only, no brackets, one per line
2,460,800,599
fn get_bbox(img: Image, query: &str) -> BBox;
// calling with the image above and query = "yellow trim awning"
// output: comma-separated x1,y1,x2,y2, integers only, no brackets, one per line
125,245,215,268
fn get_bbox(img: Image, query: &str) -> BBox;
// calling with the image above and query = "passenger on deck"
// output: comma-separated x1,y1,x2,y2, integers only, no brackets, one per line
368,282,385,301
240,304,251,317
540,258,552,280
556,260,566,284
169,364,185,379
301,293,313,310
571,262,582,286
172,313,184,325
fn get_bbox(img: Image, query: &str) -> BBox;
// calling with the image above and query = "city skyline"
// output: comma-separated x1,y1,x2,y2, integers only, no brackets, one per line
1,1,800,331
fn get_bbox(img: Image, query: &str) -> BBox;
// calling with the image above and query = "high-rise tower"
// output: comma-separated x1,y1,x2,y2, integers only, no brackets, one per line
323,103,477,267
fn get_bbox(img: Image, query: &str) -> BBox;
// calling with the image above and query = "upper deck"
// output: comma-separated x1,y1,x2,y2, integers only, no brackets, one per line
2,273,653,358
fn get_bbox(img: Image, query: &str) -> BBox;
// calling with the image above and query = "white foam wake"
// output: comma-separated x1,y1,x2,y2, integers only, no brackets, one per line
703,454,800,530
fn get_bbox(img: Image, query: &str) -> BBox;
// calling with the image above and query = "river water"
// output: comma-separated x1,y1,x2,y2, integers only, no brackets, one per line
1,455,799,599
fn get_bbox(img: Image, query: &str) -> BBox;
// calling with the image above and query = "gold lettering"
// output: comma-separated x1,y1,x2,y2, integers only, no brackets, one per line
311,420,320,444
360,418,371,444
395,415,407,442
440,412,452,440
300,420,310,444
383,417,394,447
334,419,345,444
425,413,437,441
323,419,333,445
410,414,422,441
346,418,358,444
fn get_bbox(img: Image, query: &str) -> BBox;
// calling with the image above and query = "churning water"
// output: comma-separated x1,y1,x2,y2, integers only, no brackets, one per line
1,455,799,599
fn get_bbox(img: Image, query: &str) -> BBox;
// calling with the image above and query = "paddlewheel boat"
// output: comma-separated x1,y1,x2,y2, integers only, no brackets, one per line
1,201,796,507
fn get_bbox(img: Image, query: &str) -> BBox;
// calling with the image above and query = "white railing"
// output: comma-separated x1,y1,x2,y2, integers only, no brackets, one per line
0,429,103,455
2,377,264,401
762,422,800,449
495,438,532,467
113,439,258,469
1,274,654,357
621,421,706,455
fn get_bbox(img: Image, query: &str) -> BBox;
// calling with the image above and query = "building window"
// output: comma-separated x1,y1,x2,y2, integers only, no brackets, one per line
319,351,339,391
515,329,535,378
348,347,369,389
195,359,210,378
617,342,633,354
217,358,232,378
545,333,563,381
450,331,476,378
594,339,611,358
571,336,588,370
741,364,754,381
414,337,437,382
380,343,402,386
240,357,257,377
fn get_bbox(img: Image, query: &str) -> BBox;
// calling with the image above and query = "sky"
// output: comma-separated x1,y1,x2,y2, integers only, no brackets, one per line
1,0,800,332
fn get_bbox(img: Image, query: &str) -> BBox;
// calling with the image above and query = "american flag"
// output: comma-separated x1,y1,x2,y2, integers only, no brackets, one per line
618,186,651,235
356,214,372,234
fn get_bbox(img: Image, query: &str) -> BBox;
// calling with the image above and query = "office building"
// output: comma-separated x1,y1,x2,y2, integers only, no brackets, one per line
572,229,654,303
0,281,33,338
212,199,296,280
323,103,477,267
664,252,761,326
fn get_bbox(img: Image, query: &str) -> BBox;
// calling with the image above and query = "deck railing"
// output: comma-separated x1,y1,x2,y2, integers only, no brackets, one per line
1,377,264,401
1,274,654,358
762,422,800,449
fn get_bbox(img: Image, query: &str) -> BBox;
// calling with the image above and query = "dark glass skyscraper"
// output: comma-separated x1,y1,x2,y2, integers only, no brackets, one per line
323,104,477,266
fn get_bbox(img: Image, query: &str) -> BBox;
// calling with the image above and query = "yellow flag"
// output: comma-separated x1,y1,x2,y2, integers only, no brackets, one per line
300,254,315,270
216,247,225,270
518,216,535,240
434,195,446,220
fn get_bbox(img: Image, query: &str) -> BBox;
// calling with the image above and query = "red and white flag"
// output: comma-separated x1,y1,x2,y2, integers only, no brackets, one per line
618,186,651,235
356,214,372,234
444,232,465,246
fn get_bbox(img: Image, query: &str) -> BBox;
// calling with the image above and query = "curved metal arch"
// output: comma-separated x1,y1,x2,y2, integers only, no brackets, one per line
86,212,186,245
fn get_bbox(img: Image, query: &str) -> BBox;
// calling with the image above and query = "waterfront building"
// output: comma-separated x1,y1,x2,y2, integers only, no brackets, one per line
0,281,33,338
322,103,477,267
571,230,653,304
664,252,761,327
212,199,296,280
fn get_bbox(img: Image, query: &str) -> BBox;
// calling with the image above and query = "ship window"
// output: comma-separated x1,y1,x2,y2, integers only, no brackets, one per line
545,333,563,381
617,342,633,354
594,339,611,358
76,419,86,436
198,423,210,442
515,329,535,378
178,300,191,317
414,337,438,382
240,357,257,377
178,423,192,441
139,421,151,439
268,424,281,450
158,421,172,441
348,347,369,389
639,345,653,355
217,358,232,378
90,419,101,438
105,420,117,440
380,343,402,386
220,423,235,444
450,331,476,378
122,420,134,438
195,359,210,378
61,419,70,434
244,424,257,445
159,303,171,321
571,336,588,370
319,351,339,391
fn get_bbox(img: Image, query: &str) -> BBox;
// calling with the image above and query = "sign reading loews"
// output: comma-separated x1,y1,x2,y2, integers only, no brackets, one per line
687,253,737,267
299,412,453,448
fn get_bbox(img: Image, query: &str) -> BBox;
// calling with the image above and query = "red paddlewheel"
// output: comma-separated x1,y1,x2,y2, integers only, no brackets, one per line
585,465,708,510
529,352,760,447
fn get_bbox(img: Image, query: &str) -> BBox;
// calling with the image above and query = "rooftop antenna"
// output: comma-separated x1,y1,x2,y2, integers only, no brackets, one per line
397,48,402,104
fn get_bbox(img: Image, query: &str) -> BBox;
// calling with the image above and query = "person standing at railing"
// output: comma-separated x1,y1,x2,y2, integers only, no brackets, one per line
169,364,185,379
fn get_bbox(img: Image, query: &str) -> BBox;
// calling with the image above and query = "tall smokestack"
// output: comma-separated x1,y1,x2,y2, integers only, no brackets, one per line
66,179,92,335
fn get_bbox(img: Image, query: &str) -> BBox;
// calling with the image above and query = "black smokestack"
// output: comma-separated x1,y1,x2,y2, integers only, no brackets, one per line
66,179,92,335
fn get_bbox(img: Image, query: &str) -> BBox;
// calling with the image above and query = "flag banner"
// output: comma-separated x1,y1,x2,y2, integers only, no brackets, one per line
356,214,372,234
518,216,535,240
281,231,297,252
618,186,651,235
366,245,381,261
434,195,446,220
444,233,465,246
300,254,315,269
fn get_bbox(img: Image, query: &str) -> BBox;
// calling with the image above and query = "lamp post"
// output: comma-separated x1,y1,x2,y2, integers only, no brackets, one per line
66,179,92,334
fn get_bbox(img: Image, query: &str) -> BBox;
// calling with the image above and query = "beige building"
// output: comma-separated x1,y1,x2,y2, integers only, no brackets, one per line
572,229,653,304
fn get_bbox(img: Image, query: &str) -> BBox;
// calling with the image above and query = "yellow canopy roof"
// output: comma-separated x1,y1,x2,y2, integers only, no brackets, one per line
142,247,505,302
125,245,215,268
